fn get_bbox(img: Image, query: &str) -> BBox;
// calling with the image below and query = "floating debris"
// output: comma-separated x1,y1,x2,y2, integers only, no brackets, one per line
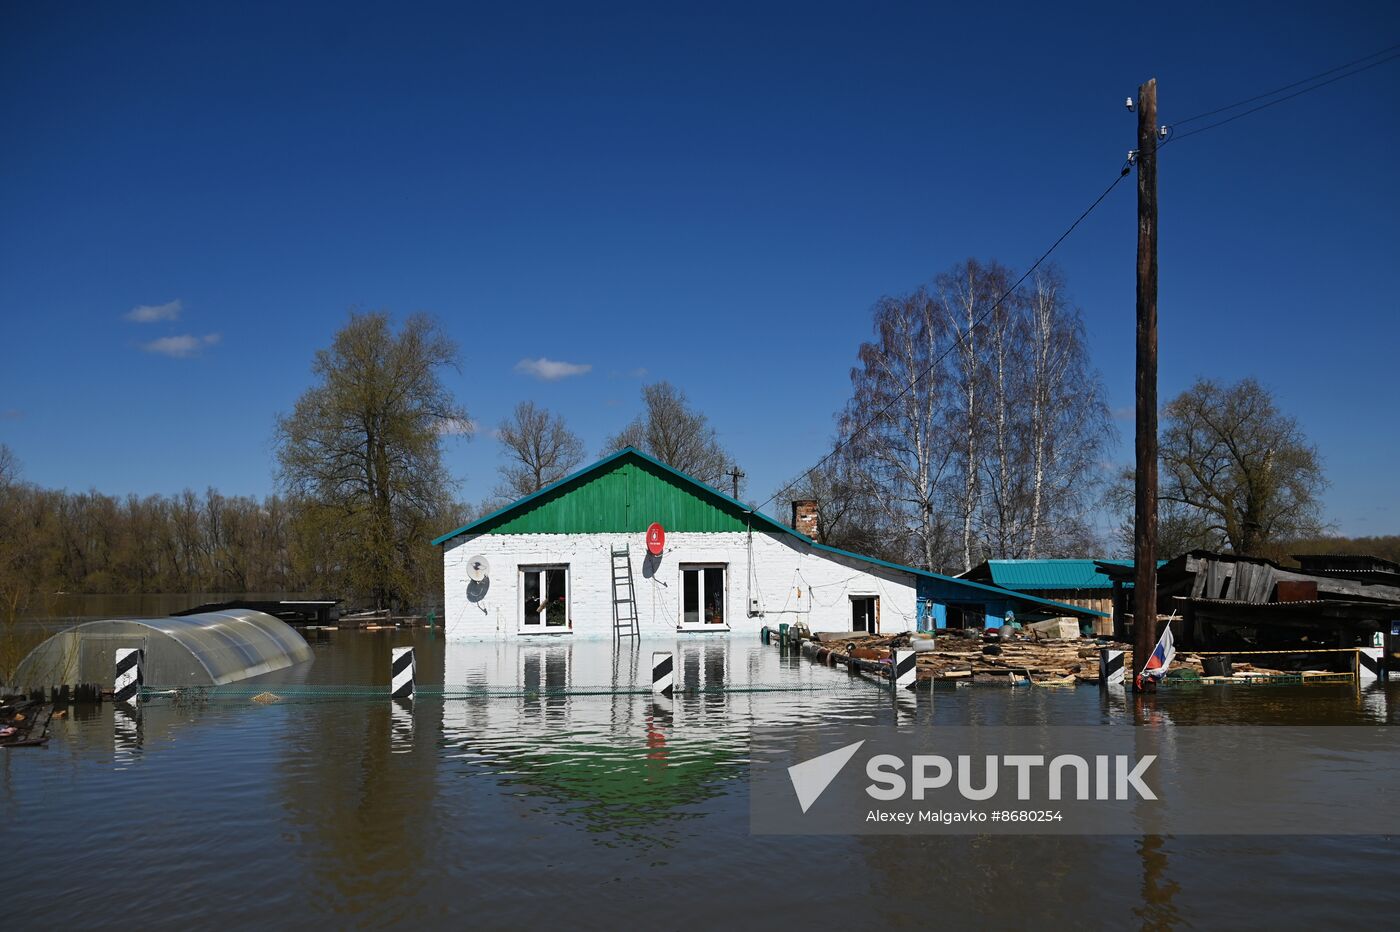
250,692,282,704
1,698,54,747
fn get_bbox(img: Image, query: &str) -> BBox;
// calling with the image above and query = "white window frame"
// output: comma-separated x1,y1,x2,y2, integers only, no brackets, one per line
519,564,572,634
678,562,729,630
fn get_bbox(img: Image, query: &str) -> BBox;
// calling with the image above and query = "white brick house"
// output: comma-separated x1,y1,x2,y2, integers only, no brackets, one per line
434,448,1100,640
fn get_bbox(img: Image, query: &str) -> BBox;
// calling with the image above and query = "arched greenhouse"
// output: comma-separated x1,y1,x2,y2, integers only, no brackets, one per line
13,609,313,689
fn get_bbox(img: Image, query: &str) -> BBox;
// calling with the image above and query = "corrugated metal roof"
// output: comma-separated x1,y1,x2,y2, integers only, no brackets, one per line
981,559,1131,590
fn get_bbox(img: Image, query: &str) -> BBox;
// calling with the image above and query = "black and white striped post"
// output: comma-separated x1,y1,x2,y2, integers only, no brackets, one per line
1099,648,1125,688
1357,647,1383,684
391,647,415,700
114,648,143,705
652,650,674,696
893,649,917,691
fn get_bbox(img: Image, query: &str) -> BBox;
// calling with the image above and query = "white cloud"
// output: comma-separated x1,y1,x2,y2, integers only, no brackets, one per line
125,299,183,323
514,357,592,381
438,417,477,436
141,333,221,358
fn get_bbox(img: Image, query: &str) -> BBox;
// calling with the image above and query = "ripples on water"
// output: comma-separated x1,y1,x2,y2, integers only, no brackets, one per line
3,631,1399,927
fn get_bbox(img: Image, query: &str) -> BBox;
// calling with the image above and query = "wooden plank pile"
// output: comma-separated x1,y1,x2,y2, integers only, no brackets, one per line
815,631,1299,685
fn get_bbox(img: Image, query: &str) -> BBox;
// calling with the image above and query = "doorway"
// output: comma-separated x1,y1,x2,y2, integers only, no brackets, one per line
851,595,878,633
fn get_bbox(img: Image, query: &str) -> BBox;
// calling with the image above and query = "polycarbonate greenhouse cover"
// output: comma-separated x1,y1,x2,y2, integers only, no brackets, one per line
137,611,313,683
14,609,313,687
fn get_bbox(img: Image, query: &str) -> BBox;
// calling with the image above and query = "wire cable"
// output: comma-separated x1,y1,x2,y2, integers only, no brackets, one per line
1164,46,1400,145
752,160,1133,516
757,43,1400,520
1168,42,1400,128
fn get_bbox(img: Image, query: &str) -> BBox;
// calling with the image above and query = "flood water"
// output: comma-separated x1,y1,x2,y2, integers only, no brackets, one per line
4,630,1400,928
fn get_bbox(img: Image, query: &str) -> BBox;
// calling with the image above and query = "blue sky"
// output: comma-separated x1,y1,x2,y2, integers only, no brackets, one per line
2,2,1397,536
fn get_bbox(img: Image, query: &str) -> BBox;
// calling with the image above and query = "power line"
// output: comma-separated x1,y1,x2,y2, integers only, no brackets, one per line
759,44,1400,520
1164,44,1400,144
752,160,1133,516
1168,42,1400,127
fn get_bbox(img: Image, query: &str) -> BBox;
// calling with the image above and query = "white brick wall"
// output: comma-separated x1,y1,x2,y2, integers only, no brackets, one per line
442,530,917,640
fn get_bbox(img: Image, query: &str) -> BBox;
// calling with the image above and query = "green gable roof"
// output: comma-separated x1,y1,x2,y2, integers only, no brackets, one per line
432,447,793,544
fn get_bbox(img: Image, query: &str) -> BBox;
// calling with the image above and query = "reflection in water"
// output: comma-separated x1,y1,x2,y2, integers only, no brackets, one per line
437,638,880,847
1136,833,1183,930
4,631,1400,927
112,704,142,770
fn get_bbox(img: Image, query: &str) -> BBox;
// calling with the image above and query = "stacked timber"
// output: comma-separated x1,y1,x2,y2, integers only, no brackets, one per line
799,628,1312,687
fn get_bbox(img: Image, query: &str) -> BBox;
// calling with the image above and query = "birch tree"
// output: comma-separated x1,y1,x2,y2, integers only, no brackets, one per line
937,260,1014,570
1016,268,1110,556
844,287,955,570
839,260,1112,570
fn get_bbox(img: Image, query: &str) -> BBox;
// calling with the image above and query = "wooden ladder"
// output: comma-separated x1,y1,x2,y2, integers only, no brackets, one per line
611,546,640,639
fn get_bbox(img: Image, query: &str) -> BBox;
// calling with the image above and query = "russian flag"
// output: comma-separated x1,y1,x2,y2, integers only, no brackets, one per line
1135,623,1176,690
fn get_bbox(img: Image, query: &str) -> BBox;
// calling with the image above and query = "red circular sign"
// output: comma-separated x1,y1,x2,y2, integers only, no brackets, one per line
646,522,666,556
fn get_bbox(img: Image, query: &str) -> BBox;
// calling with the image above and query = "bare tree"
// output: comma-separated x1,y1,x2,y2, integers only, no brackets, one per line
1108,466,1224,557
1015,267,1111,557
774,441,900,561
1157,377,1325,553
0,444,17,490
936,261,1012,570
495,401,584,499
837,260,1112,570
844,287,955,569
603,382,735,488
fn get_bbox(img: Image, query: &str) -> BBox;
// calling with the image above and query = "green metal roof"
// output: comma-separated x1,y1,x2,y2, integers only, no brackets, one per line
967,559,1165,592
978,559,1128,591
431,447,795,543
432,448,1106,618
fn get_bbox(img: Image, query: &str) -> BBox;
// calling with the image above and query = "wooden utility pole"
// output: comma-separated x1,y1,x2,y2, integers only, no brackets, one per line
1133,78,1159,689
726,465,745,499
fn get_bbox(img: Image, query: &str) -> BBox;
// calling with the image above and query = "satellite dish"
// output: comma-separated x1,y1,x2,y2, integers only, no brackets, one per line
467,555,491,582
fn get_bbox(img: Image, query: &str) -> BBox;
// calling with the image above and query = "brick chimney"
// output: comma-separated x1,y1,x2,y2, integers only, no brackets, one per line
791,500,820,540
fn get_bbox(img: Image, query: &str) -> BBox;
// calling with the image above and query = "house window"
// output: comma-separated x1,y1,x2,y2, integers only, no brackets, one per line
851,595,878,633
680,564,726,626
521,565,569,629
